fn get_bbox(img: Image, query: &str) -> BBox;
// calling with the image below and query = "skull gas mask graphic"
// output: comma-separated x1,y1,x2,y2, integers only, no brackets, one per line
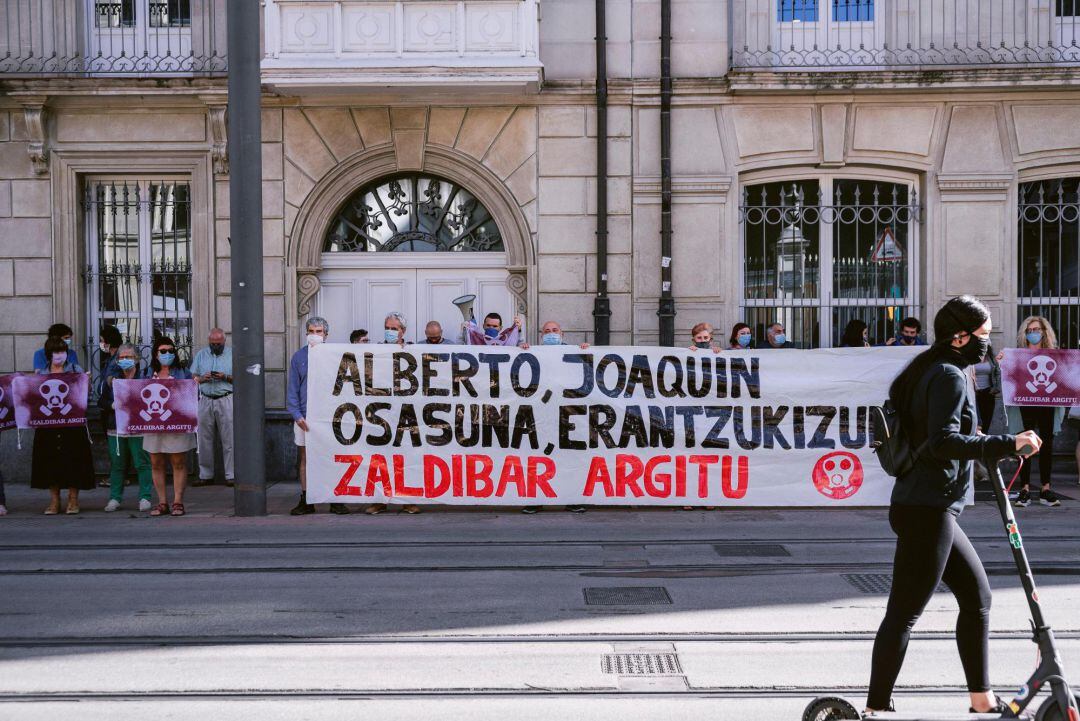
1026,355,1058,395
811,451,864,500
38,379,72,417
139,382,173,422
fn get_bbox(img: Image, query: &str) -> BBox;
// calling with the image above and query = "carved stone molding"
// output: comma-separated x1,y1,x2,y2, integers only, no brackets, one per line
205,101,229,176
506,267,528,316
633,175,733,202
937,173,1013,195
297,268,321,316
18,97,49,176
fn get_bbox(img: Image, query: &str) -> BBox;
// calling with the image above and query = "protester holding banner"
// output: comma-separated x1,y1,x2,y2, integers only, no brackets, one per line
762,322,796,349
287,317,351,516
840,319,870,348
31,323,80,372
866,295,1040,715
141,337,195,517
30,336,94,515
98,343,153,512
1004,316,1063,508
728,323,753,350
687,322,722,353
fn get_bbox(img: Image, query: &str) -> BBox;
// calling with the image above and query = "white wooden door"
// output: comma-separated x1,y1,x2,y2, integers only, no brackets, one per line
315,255,516,344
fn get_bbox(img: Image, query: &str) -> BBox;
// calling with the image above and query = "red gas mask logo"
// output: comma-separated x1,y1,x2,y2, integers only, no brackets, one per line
812,451,864,500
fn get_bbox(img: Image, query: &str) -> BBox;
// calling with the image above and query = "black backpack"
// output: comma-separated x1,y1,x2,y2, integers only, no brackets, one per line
869,400,930,478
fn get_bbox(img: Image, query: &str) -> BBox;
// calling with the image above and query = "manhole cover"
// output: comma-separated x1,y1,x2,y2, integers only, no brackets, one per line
842,573,948,595
602,653,682,675
583,586,673,606
713,543,790,557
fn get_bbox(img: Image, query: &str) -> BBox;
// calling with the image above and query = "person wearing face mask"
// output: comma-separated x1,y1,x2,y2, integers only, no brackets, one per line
728,323,754,350
885,317,926,347
99,343,153,512
687,322,722,353
191,328,235,488
762,322,795,349
840,318,871,348
461,312,525,346
865,296,1041,716
421,321,447,344
32,322,80,372
287,317,351,517
31,335,94,515
141,337,196,517
1001,316,1063,508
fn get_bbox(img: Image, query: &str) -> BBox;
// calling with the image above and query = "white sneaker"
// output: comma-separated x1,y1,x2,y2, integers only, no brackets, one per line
104,499,121,512
0,504,8,516
138,499,153,512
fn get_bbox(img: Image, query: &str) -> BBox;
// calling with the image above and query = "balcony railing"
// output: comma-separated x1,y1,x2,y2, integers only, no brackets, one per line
261,0,542,92
731,0,1080,69
0,0,226,76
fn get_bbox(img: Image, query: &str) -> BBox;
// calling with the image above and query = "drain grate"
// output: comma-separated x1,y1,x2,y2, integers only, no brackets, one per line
842,573,948,595
583,586,673,606
602,653,683,675
713,542,790,557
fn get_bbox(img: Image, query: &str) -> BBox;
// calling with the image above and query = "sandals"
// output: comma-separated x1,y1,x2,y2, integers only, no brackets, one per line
170,503,186,517
149,503,170,517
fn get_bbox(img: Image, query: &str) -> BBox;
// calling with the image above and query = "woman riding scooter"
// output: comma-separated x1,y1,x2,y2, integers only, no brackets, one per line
866,296,1043,714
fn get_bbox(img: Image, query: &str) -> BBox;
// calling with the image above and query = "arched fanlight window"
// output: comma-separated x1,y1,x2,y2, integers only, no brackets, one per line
324,174,504,253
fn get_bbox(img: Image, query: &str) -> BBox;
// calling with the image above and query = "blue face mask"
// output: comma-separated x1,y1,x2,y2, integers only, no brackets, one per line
1026,331,1043,345
384,329,400,344
542,333,562,346
158,352,175,366
773,333,787,346
117,358,136,371
737,334,752,348
484,327,500,338
63,338,72,347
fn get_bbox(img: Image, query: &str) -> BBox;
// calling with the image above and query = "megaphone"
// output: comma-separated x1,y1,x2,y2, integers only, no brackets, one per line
452,294,476,323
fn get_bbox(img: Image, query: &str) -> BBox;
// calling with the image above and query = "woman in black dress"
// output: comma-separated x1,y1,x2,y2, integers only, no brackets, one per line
31,335,95,515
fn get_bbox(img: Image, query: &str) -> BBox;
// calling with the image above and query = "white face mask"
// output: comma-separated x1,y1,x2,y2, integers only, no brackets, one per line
306,334,324,347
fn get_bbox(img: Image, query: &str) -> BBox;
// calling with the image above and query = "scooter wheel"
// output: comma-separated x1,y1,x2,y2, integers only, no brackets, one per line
802,697,862,721
1034,693,1080,721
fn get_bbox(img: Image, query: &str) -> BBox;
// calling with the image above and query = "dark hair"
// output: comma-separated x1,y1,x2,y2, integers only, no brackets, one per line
47,323,74,338
900,317,922,333
349,329,368,343
483,312,503,326
150,336,184,373
888,295,991,422
43,335,68,359
840,319,868,348
100,325,123,349
728,322,751,347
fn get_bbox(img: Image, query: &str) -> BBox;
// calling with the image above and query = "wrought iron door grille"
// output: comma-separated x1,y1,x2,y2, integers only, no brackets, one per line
1018,177,1080,349
82,179,193,400
583,587,673,606
740,178,921,348
601,653,683,675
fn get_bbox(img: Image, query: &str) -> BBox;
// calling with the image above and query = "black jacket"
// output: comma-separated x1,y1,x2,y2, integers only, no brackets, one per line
892,358,1015,514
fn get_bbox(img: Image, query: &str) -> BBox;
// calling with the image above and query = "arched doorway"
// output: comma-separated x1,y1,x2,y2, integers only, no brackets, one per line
314,173,517,343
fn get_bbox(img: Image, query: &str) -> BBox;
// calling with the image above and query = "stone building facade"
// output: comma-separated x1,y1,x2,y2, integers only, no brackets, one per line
2,0,1080,478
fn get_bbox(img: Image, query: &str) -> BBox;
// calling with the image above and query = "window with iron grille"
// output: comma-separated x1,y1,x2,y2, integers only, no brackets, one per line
740,178,920,348
1018,178,1080,349
83,179,193,397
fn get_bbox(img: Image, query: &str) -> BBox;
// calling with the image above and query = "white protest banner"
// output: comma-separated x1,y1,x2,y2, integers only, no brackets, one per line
305,345,917,507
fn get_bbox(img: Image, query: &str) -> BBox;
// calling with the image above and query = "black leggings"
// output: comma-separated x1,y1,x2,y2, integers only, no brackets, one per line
867,505,992,710
1019,406,1055,490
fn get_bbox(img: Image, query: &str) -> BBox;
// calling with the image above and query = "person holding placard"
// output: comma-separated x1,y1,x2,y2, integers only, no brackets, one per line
31,335,94,515
99,343,153,513
142,337,195,517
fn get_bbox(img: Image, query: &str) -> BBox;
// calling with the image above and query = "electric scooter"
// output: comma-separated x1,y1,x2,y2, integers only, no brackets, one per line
802,451,1080,721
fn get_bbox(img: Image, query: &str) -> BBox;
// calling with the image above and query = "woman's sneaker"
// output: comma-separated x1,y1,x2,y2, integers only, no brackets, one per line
138,499,153,512
103,499,121,512
1039,488,1061,507
1014,488,1032,507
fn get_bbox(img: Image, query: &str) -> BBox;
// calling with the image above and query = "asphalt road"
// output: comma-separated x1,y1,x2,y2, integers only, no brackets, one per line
2,477,1079,721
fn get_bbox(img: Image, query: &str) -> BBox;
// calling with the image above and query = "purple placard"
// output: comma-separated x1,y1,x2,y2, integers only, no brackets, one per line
0,373,17,431
12,372,90,429
113,378,199,435
1001,348,1080,407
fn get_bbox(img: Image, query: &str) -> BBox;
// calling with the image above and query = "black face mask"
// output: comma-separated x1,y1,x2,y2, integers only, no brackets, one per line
958,334,990,365
694,341,711,349
210,343,225,356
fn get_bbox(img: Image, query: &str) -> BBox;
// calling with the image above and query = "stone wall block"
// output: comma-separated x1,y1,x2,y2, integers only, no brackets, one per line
262,142,284,181
538,254,588,292
0,112,9,142
505,154,538,207
262,180,285,220
0,140,35,179
0,259,12,295
5,297,52,332
13,259,51,296
483,107,537,180
10,179,50,219
852,105,936,157
455,107,515,160
537,292,595,331
390,107,427,130
304,107,364,161
262,108,283,142
539,177,588,215
283,159,316,210
942,106,1008,173
730,106,815,158
264,218,286,257
0,334,13,373
427,107,467,146
539,106,585,138
586,252,632,294
283,109,337,181
587,105,632,138
351,107,392,147
539,137,596,176
0,180,11,217
393,129,426,171
0,218,51,257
